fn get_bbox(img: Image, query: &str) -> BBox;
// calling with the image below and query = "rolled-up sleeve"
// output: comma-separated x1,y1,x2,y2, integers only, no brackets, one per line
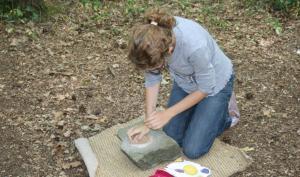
189,47,216,95
144,71,162,88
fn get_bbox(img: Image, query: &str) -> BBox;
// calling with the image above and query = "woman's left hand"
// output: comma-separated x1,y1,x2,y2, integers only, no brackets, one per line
145,110,172,130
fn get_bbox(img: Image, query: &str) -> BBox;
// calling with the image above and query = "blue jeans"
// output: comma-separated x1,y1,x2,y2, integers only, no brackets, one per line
162,74,234,159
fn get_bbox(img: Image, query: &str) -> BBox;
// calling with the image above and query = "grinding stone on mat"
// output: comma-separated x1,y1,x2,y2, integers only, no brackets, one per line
117,121,182,170
77,117,252,177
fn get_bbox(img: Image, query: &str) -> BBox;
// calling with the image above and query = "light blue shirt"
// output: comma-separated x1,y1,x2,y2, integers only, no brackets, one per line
145,16,233,96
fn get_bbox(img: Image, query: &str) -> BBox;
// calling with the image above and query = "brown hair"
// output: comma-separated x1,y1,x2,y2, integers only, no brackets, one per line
128,8,176,70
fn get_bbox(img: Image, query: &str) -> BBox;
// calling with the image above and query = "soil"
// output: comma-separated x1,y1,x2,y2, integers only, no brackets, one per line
0,1,299,177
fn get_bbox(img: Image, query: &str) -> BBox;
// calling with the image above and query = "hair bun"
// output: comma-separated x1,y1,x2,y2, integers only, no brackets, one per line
144,8,175,29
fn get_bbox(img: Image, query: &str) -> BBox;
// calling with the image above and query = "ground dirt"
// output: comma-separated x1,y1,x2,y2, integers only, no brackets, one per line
0,0,299,177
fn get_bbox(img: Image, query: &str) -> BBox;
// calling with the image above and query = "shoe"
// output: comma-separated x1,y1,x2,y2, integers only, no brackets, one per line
228,92,240,128
230,116,239,127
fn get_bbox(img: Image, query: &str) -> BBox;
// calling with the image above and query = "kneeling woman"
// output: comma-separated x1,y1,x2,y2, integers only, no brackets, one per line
127,8,239,159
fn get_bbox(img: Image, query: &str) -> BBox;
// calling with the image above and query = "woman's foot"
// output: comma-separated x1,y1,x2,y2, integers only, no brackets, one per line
228,92,240,128
230,116,239,127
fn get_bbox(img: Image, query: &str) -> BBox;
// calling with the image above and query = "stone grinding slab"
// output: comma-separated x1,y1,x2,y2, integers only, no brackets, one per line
117,121,182,170
81,117,252,177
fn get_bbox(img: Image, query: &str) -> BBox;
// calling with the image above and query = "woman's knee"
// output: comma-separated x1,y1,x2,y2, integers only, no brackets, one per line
162,126,171,136
182,145,210,159
182,144,211,159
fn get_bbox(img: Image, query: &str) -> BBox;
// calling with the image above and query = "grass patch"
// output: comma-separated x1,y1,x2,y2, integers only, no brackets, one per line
177,0,191,10
241,0,300,18
80,0,102,11
124,0,147,17
0,0,46,22
196,3,230,30
0,0,67,23
266,16,283,35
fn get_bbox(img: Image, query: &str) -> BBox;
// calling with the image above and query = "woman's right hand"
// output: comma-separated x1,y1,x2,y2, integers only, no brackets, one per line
127,125,150,144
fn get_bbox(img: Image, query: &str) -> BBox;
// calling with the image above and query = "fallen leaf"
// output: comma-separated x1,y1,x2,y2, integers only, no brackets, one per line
98,116,107,123
259,39,274,47
47,48,54,56
105,96,114,102
240,147,255,152
115,38,127,49
81,125,90,131
85,115,99,120
53,111,64,122
83,32,95,38
0,84,4,91
10,38,18,46
5,27,14,33
64,108,77,112
57,93,69,100
112,64,119,68
57,120,65,126
62,161,81,169
262,108,272,118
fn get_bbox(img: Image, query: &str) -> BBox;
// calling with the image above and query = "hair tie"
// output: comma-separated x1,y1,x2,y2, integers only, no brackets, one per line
150,21,158,26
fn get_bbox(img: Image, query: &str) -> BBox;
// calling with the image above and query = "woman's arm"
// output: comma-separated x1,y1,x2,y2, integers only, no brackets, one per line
145,82,160,119
145,90,207,129
167,90,207,118
127,83,160,142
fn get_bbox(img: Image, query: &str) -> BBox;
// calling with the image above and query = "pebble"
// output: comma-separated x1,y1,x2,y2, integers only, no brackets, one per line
63,130,72,137
57,120,65,126
81,125,90,131
112,64,119,68
59,171,67,177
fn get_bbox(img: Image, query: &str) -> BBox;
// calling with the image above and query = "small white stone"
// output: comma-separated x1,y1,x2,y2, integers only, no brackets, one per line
57,120,65,127
81,125,90,131
64,130,72,137
112,64,119,68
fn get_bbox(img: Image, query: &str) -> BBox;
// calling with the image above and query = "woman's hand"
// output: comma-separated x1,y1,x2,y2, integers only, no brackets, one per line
145,91,206,130
127,125,150,143
145,110,173,130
